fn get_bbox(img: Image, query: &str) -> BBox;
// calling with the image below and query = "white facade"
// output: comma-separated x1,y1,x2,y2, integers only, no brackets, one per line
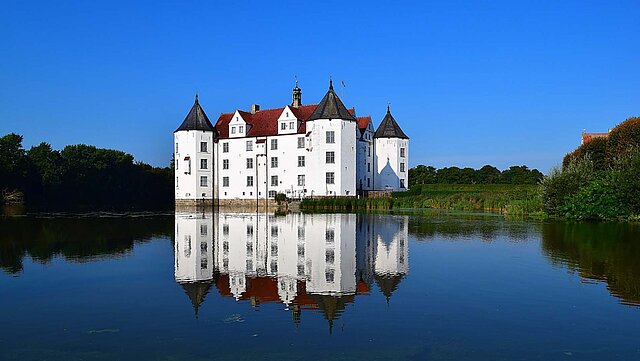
174,130,215,200
374,137,409,191
174,82,409,201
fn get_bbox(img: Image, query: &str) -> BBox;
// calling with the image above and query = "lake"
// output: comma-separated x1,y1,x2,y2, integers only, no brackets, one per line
1,211,640,360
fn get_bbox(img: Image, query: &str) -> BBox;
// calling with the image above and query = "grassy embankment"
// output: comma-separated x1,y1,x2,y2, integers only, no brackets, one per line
300,184,543,217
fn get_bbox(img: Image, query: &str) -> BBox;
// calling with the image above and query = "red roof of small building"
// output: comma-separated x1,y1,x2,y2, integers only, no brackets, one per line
214,104,319,139
582,132,608,144
357,116,371,134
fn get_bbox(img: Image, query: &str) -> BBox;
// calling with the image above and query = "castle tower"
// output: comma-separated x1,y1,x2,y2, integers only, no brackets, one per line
174,95,216,203
305,80,358,197
374,105,409,191
292,79,302,108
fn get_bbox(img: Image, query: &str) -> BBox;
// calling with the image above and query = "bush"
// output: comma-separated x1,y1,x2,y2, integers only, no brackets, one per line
607,117,640,162
541,160,595,216
563,137,608,171
275,193,287,205
560,179,627,220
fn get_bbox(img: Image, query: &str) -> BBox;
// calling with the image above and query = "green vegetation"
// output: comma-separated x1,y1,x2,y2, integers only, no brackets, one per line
409,164,543,187
0,133,173,210
301,184,543,217
542,116,640,221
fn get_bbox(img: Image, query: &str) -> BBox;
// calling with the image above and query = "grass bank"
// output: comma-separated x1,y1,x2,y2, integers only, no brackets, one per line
300,184,544,217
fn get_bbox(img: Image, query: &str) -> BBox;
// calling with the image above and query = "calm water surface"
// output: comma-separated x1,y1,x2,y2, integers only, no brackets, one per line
1,211,640,360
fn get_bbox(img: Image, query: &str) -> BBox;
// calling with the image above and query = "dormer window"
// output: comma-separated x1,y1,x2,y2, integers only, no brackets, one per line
289,121,294,129
286,112,289,117
231,126,236,134
281,123,287,130
239,125,244,133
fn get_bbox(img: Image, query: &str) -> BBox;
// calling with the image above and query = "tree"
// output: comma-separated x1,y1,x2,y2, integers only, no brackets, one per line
0,133,28,191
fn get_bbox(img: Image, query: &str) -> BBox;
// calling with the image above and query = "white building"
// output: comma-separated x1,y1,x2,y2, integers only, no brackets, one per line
174,80,409,203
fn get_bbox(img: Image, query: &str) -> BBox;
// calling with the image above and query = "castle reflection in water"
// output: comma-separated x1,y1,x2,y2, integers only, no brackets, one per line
174,212,408,327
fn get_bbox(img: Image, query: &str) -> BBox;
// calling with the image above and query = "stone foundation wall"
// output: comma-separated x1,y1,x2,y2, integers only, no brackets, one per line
365,190,393,198
175,198,281,212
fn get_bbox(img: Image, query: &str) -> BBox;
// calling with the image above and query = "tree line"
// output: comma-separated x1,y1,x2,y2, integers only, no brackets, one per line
542,116,640,220
408,164,543,186
0,133,173,210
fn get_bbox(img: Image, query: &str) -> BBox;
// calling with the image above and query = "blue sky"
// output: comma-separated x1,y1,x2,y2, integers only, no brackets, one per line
1,0,638,172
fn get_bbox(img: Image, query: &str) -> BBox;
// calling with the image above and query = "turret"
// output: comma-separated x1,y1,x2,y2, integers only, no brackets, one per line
174,95,216,203
292,78,302,108
373,105,409,191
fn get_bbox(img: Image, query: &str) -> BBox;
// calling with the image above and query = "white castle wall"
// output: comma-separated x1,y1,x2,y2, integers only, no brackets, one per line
374,137,409,191
174,130,214,200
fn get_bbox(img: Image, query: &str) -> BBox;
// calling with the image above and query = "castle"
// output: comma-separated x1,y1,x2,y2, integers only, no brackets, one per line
174,80,409,204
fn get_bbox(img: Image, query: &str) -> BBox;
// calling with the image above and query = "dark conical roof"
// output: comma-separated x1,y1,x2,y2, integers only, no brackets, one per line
179,280,213,318
175,95,216,133
308,80,356,121
312,295,348,335
374,273,404,303
374,106,408,139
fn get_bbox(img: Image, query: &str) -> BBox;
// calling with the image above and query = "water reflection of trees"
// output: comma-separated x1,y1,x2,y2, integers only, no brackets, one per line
407,215,538,242
541,222,640,306
0,215,173,274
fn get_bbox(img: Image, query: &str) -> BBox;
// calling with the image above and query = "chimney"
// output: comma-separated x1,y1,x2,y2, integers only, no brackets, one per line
251,104,260,114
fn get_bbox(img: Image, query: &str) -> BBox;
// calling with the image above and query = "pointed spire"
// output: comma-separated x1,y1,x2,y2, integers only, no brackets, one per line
374,105,409,139
308,78,355,121
175,95,215,133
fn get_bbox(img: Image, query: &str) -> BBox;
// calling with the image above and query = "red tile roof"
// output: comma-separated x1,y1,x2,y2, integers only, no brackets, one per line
582,132,608,144
214,104,319,139
357,116,371,134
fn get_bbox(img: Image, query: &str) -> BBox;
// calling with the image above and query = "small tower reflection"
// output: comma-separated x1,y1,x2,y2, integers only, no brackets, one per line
174,211,216,317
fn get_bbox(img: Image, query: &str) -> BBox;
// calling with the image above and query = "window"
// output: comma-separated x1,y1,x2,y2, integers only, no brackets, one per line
247,225,254,237
223,159,229,169
246,158,253,169
175,143,178,153
367,178,370,187
326,131,335,144
200,225,207,236
297,175,305,186
325,249,335,264
368,145,371,156
200,142,207,152
223,177,229,187
400,179,405,188
298,227,305,240
247,176,254,187
223,224,229,236
271,243,278,257
400,147,406,157
231,126,236,134
176,177,179,188
326,151,335,164
271,157,278,168
367,162,370,172
201,159,208,169
400,163,405,172
200,240,207,251
326,229,335,243
297,137,304,148
289,121,294,129
200,176,208,187
223,143,229,153
298,156,305,167
246,242,253,256
325,269,335,283
271,139,278,150
268,190,277,198
201,258,208,270
271,225,278,237
239,125,244,133
271,175,278,186
246,140,253,151
281,123,287,130
326,172,335,184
